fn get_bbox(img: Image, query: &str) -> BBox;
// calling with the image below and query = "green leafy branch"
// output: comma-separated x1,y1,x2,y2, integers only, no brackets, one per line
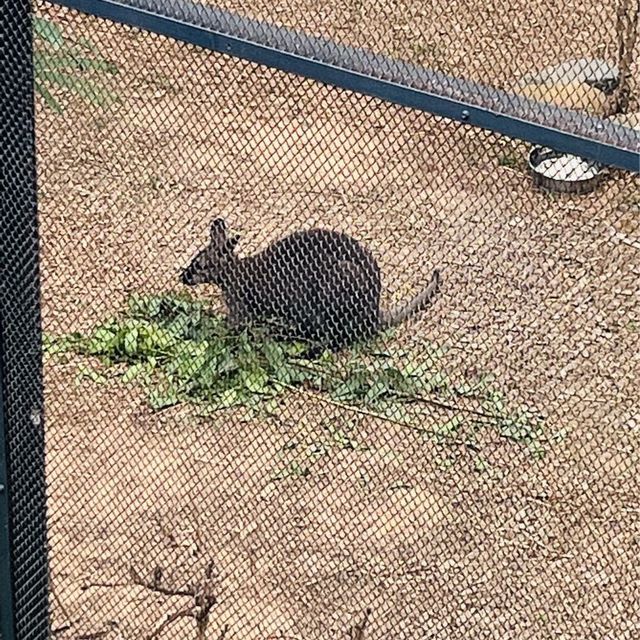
33,15,119,112
44,292,551,459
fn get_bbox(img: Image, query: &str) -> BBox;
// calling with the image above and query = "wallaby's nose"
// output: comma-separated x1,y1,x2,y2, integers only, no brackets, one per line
180,269,191,285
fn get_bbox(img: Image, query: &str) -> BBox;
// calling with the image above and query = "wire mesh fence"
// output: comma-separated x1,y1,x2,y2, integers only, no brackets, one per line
1,0,639,637
0,0,50,636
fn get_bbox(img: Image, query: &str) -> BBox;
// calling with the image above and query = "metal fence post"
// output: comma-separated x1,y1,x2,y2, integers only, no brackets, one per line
0,375,17,640
0,0,51,636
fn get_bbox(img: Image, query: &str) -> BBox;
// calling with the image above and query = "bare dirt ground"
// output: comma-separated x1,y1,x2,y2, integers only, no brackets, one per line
36,3,640,639
214,0,622,92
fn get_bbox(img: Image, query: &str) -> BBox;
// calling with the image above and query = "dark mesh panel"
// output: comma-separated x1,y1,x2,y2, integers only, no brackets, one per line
0,0,50,637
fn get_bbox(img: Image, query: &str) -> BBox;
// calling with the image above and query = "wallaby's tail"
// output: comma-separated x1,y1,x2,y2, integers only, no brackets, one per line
380,269,441,328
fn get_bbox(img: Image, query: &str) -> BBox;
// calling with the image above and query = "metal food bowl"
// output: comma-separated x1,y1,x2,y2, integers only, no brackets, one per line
528,146,605,195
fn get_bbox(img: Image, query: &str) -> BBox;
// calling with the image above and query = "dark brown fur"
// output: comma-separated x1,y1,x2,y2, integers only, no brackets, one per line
181,218,440,350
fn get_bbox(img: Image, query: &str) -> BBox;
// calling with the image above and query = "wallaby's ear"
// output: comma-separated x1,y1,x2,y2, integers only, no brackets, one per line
210,218,227,242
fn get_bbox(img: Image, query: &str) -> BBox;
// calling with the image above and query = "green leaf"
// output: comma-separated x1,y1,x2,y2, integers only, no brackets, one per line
262,397,280,416
262,340,285,365
147,326,177,353
33,17,64,49
35,50,118,75
36,67,118,107
241,368,270,393
217,348,239,375
212,388,242,409
454,381,484,397
86,326,118,355
34,79,63,112
403,360,434,378
148,385,179,410
76,363,108,384
490,392,505,414
433,416,463,438
195,360,220,390
274,461,310,481
419,371,450,393
50,291,547,463
122,362,150,383
328,425,357,450
71,55,118,75
123,327,139,356
33,17,120,113
437,456,457,471
171,342,208,377
43,332,82,354
128,294,159,318
167,312,199,338
76,35,100,54
332,370,368,401
363,379,388,405
528,442,546,459
276,362,311,385
283,341,309,356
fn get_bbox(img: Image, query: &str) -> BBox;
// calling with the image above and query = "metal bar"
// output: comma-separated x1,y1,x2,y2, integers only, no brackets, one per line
52,0,639,172
0,0,50,635
0,369,16,640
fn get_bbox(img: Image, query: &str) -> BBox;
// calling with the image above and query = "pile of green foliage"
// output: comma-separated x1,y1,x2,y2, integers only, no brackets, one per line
45,293,548,456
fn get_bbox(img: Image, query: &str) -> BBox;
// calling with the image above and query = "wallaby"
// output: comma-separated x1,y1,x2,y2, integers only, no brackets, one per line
181,218,440,350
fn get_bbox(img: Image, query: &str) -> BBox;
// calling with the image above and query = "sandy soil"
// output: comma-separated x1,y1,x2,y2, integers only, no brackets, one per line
35,3,640,639
205,0,624,92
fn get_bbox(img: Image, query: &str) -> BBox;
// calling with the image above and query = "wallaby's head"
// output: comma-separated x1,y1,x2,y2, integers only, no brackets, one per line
181,218,240,286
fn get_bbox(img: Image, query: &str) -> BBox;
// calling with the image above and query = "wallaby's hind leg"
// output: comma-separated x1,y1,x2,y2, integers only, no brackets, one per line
312,260,380,350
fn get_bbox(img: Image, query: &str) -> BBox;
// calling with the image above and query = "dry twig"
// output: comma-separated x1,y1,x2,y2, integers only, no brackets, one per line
349,608,372,640
49,572,72,629
144,609,195,640
130,563,218,640
130,566,194,598
283,382,508,430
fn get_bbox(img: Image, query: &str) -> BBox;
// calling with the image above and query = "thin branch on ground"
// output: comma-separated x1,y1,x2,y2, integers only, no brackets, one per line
402,391,524,422
80,581,129,591
194,588,216,640
349,608,372,640
51,626,72,636
130,566,195,598
77,624,119,640
282,382,518,449
285,357,512,422
131,563,218,640
49,572,72,629
145,607,195,640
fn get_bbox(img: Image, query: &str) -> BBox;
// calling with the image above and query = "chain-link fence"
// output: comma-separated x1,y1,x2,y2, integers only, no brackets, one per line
1,0,639,638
